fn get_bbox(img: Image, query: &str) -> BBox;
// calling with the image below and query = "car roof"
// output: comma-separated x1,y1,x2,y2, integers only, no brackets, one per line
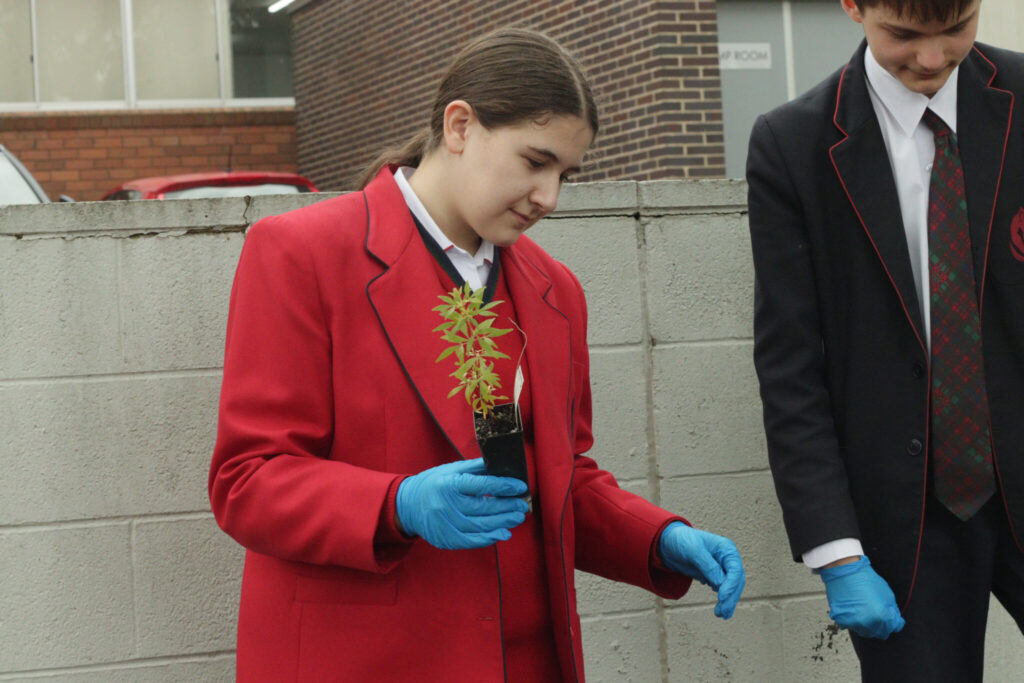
107,170,317,195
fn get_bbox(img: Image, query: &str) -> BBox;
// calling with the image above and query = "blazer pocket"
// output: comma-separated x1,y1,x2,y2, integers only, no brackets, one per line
294,564,398,605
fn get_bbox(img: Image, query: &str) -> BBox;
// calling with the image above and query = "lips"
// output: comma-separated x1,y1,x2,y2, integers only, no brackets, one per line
510,209,532,227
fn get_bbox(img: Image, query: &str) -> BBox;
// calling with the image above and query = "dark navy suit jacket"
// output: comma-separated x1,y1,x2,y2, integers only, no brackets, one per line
747,40,1024,607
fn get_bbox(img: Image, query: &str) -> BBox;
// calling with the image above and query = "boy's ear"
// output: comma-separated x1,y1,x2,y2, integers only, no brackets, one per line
442,100,476,154
840,0,864,23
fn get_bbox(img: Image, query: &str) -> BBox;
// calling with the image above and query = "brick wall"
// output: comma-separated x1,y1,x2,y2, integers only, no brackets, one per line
0,108,297,202
291,0,724,190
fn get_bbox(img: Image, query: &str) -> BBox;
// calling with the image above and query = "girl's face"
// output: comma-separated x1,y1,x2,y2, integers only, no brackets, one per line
445,110,594,251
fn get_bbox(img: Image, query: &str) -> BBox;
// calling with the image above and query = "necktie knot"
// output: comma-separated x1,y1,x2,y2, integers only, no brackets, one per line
922,108,953,140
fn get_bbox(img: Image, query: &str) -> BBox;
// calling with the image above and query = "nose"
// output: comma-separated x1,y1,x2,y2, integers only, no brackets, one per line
916,40,946,72
530,174,560,216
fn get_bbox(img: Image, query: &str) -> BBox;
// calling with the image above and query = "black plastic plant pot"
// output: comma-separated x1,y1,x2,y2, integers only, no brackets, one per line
475,403,529,489
480,430,528,485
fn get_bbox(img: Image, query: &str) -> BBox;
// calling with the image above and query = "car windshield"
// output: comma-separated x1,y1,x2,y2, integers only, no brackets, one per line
162,183,304,200
0,154,45,205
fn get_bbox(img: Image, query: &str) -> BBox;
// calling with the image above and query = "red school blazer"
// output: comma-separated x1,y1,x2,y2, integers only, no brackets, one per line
209,168,691,682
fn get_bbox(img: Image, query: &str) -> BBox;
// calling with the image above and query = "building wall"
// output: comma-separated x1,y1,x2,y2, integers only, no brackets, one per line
290,0,724,190
0,108,297,202
3,183,1023,681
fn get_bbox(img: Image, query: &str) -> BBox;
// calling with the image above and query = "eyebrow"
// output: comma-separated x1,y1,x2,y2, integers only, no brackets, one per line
883,8,976,35
528,146,582,174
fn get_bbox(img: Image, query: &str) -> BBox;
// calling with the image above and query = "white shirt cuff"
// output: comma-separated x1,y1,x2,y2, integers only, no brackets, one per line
802,538,864,569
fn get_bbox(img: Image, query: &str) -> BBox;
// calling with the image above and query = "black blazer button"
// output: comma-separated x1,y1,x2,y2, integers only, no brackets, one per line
912,362,925,378
907,438,923,456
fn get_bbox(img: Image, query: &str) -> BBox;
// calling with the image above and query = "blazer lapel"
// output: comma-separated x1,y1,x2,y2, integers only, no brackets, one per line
363,170,480,461
830,41,926,348
501,244,576,491
957,46,1014,295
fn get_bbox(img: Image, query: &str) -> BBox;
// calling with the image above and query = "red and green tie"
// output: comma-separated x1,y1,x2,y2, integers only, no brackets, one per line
924,108,995,521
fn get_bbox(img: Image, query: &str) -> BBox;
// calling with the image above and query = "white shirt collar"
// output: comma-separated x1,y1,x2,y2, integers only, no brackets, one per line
864,46,959,136
393,166,494,266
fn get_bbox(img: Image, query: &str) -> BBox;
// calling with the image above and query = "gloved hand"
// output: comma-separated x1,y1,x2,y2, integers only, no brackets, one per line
817,555,905,639
658,521,746,619
396,458,529,550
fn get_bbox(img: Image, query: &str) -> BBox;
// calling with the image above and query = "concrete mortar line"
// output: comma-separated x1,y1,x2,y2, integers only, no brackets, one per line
130,518,141,656
650,337,755,349
638,207,748,218
0,651,236,680
116,238,126,367
0,367,224,387
633,214,672,683
0,511,215,534
660,592,829,611
578,606,663,623
3,226,249,240
661,469,771,481
586,341,647,351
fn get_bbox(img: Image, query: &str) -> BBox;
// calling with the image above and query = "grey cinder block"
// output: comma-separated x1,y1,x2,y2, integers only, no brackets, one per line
0,524,134,671
132,517,243,657
653,343,766,477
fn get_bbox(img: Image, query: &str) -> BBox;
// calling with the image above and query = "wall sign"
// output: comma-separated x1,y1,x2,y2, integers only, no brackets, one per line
719,43,772,70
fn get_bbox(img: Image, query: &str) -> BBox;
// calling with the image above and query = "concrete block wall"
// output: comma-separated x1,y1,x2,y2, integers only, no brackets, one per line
1,184,1020,681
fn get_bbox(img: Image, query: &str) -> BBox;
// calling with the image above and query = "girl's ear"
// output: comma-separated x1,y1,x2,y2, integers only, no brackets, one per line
442,100,475,154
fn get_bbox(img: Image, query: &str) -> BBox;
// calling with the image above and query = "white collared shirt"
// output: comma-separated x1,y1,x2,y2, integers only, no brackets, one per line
864,46,959,352
803,48,960,570
393,166,494,290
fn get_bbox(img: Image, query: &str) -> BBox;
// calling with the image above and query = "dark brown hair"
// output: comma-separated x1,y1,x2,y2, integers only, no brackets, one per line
853,0,978,22
357,27,598,188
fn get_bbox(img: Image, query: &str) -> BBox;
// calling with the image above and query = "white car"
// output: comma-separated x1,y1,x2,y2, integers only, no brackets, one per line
0,144,52,205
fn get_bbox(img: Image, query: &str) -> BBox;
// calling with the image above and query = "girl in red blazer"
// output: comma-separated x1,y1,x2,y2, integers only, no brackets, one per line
210,28,745,682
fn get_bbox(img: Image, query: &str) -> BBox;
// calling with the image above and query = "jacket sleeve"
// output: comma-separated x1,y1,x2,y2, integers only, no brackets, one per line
556,263,692,599
746,114,861,560
208,215,410,573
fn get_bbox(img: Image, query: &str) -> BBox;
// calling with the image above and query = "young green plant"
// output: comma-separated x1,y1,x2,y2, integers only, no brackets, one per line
434,283,512,419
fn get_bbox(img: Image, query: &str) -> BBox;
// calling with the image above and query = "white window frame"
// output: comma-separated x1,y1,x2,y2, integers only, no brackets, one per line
0,0,295,111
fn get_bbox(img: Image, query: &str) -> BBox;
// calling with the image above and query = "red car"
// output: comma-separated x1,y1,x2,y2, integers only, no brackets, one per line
101,171,318,201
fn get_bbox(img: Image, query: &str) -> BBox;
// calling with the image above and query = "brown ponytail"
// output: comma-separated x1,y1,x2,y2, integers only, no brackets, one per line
355,27,598,189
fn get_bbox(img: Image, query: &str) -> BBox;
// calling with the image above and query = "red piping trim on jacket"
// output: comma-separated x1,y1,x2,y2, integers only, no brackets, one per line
828,61,928,610
968,45,1023,554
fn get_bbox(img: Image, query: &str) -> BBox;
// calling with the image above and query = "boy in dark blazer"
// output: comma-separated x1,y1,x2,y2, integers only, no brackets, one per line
747,0,1024,679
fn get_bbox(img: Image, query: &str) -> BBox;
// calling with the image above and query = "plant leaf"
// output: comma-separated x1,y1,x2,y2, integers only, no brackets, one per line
435,346,457,363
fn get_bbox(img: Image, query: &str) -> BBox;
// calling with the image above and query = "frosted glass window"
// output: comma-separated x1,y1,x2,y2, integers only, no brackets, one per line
133,0,219,100
36,0,124,102
0,0,34,102
229,0,293,97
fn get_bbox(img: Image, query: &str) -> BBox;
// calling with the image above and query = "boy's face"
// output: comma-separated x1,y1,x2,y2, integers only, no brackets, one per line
841,0,981,96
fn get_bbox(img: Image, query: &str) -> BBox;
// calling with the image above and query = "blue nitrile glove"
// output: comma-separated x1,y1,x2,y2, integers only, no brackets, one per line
396,458,529,550
816,556,905,639
658,521,746,619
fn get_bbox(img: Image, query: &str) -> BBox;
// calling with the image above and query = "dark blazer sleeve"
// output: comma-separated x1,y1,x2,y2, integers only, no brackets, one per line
746,114,862,560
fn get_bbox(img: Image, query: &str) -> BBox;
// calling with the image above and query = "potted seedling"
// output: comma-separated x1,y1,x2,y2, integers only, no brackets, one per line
434,284,529,489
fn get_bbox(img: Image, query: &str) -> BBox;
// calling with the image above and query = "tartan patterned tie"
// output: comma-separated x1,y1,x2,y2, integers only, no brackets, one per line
923,108,995,521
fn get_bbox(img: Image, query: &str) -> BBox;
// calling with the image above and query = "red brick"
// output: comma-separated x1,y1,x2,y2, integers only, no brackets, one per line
0,109,297,200
290,0,723,186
